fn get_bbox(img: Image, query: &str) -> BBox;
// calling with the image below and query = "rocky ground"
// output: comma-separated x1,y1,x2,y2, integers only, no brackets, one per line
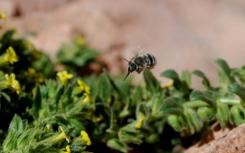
186,125,245,153
1,0,245,152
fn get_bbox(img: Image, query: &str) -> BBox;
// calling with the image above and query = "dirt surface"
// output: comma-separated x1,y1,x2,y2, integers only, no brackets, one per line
186,125,245,153
1,0,245,82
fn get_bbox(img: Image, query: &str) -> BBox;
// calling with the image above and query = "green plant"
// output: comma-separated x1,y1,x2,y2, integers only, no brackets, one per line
1,17,245,153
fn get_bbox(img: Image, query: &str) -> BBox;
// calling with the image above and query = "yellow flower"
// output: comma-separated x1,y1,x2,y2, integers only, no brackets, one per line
77,80,90,94
80,130,91,146
82,93,91,105
64,145,71,153
0,11,6,20
2,47,19,64
57,71,73,85
135,114,145,129
52,126,70,143
23,40,35,50
5,73,21,94
37,75,45,83
163,80,174,89
74,36,87,47
28,68,36,76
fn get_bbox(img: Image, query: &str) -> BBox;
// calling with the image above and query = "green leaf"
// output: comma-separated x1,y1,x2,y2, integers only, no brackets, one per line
107,139,128,153
97,72,113,102
3,115,24,151
183,100,209,108
0,92,11,102
219,97,241,105
167,115,182,132
32,86,41,119
161,69,180,83
216,58,235,90
54,85,64,110
160,97,183,115
74,48,99,67
118,124,143,145
109,77,131,102
56,43,79,62
197,107,215,122
183,108,203,134
192,70,212,89
151,94,165,117
56,43,99,68
130,86,143,105
33,54,54,76
232,66,245,83
181,70,192,87
190,90,216,106
228,83,245,102
16,128,36,150
143,69,161,93
230,105,245,126
161,69,190,95
0,29,16,46
216,100,230,127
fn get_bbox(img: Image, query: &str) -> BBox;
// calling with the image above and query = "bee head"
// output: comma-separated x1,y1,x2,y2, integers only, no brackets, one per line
124,62,137,80
128,62,137,72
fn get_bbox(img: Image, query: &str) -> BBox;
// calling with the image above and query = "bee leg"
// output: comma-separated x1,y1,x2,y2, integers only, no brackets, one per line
124,71,131,80
136,66,144,73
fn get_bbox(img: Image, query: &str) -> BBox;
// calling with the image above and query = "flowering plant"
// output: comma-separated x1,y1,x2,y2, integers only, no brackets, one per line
1,12,245,153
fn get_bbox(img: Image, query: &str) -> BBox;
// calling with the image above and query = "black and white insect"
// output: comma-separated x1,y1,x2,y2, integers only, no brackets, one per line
123,53,156,80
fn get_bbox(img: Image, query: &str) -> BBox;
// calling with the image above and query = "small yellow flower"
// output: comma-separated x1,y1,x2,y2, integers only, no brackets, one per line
64,145,71,153
2,46,19,64
82,93,91,105
163,80,174,89
5,73,21,94
23,40,34,50
74,36,87,47
135,114,145,129
37,75,45,83
28,68,36,76
77,80,90,94
80,130,91,146
57,71,73,85
0,11,6,20
52,126,70,143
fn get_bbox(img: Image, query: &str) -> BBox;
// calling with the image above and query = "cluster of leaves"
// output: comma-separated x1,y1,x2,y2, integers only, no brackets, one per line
0,28,100,153
1,28,245,153
56,37,101,75
0,29,55,133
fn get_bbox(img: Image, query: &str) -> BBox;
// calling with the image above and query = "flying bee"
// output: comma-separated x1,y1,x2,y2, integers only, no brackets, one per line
123,53,156,80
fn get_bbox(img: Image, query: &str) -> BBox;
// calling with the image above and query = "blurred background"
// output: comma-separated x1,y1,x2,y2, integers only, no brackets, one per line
1,0,245,84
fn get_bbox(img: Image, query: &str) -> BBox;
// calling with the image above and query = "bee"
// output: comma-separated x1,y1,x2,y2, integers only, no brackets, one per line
123,53,156,80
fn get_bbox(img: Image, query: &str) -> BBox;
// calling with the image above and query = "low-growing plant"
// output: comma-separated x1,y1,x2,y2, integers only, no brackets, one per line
1,13,245,153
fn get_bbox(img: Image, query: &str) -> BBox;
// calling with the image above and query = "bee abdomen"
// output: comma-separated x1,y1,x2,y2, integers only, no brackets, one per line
144,53,156,67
